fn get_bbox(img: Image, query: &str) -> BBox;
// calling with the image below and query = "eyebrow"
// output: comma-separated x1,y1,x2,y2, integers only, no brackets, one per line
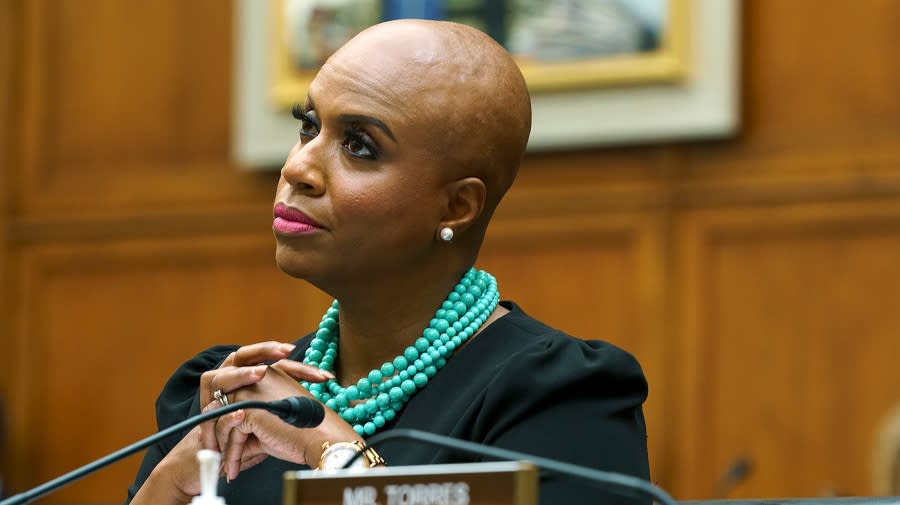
338,114,397,143
306,95,397,143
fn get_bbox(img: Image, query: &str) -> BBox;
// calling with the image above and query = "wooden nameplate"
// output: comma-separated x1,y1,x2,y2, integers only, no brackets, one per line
283,461,538,505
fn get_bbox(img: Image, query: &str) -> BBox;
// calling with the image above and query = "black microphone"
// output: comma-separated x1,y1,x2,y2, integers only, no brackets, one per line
269,396,325,428
0,396,324,505
348,429,677,505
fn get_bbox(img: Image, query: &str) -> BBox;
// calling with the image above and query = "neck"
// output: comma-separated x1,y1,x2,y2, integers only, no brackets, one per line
328,266,472,384
300,266,502,436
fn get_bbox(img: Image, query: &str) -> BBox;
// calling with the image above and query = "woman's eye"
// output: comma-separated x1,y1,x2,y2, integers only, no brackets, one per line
299,117,319,138
343,130,378,159
291,104,319,139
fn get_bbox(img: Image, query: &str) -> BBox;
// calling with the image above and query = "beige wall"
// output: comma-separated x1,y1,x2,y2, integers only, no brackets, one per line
3,0,900,503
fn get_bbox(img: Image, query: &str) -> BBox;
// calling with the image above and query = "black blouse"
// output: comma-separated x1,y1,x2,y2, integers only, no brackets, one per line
127,302,650,504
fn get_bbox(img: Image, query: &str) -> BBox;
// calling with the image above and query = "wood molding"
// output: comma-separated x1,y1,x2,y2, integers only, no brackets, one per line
672,147,900,208
8,204,274,244
19,160,281,215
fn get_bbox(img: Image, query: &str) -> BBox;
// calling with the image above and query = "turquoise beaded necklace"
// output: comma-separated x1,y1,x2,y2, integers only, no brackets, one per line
300,267,499,436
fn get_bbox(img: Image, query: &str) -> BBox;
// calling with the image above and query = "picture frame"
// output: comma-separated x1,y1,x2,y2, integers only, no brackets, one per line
232,0,740,167
269,0,690,105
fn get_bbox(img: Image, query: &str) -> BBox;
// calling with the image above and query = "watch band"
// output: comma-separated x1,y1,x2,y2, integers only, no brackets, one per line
318,440,385,470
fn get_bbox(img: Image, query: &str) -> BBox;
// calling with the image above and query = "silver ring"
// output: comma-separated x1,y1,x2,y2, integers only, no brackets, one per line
213,389,229,407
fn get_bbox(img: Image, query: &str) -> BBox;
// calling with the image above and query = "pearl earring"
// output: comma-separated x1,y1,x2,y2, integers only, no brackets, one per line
439,226,454,242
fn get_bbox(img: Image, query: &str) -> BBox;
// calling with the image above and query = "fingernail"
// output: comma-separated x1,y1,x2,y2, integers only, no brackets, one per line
321,370,335,379
279,343,296,353
254,365,268,375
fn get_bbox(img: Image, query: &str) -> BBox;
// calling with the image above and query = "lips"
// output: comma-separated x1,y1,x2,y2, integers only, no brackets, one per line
273,203,324,235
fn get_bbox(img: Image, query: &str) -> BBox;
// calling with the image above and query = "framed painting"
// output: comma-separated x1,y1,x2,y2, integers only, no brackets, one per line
270,0,689,106
233,0,739,167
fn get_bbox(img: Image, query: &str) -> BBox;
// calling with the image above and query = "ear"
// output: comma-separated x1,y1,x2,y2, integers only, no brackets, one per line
439,177,486,235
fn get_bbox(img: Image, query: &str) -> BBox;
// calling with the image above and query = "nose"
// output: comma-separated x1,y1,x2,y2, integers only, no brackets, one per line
280,138,326,196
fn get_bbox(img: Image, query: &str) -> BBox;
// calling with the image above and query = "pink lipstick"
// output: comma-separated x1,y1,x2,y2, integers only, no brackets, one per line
273,203,324,235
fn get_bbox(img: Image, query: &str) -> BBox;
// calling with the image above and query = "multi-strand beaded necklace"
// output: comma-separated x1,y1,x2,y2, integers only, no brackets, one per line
300,267,499,436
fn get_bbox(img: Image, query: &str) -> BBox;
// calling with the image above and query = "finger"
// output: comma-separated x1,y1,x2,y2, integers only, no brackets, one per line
200,367,230,408
271,359,334,382
219,351,238,368
199,401,223,451
224,439,267,481
224,421,252,480
227,341,297,367
216,409,245,454
205,365,269,403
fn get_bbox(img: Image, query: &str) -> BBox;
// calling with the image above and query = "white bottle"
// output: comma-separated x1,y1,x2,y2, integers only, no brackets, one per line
191,449,226,505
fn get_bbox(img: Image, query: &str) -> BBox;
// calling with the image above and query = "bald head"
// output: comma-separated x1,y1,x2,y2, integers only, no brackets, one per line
325,19,532,214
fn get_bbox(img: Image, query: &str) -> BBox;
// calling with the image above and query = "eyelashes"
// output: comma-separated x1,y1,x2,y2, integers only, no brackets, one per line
343,127,379,159
291,103,379,160
290,103,305,120
292,103,320,138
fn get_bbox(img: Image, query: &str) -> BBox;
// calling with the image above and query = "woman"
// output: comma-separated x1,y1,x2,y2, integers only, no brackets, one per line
127,19,649,505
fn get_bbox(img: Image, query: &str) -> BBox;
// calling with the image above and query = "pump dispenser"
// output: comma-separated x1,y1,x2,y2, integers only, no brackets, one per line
191,450,226,505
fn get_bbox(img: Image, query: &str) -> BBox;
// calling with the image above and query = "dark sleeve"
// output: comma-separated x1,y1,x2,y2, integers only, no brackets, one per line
124,345,239,504
479,335,650,505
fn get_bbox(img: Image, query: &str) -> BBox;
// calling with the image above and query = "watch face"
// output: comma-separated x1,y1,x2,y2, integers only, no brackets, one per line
321,445,366,470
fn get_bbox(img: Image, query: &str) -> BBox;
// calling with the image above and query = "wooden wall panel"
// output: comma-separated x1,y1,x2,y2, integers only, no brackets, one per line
739,0,900,151
674,201,900,498
679,0,900,180
18,0,276,216
10,235,330,502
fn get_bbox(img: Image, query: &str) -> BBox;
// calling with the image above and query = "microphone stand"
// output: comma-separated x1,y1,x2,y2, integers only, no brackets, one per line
0,398,319,505
351,428,678,505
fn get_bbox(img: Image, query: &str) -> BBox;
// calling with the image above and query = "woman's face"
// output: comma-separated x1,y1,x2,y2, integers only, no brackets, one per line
273,36,452,288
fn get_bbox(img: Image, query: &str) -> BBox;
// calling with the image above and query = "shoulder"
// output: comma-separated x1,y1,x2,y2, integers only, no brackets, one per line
467,302,650,480
488,302,645,385
477,301,648,412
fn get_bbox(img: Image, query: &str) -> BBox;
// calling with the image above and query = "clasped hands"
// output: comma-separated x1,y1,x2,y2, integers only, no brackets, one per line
197,341,363,482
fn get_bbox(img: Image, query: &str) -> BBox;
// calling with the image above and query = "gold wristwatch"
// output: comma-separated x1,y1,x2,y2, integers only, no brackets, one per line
317,440,385,470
